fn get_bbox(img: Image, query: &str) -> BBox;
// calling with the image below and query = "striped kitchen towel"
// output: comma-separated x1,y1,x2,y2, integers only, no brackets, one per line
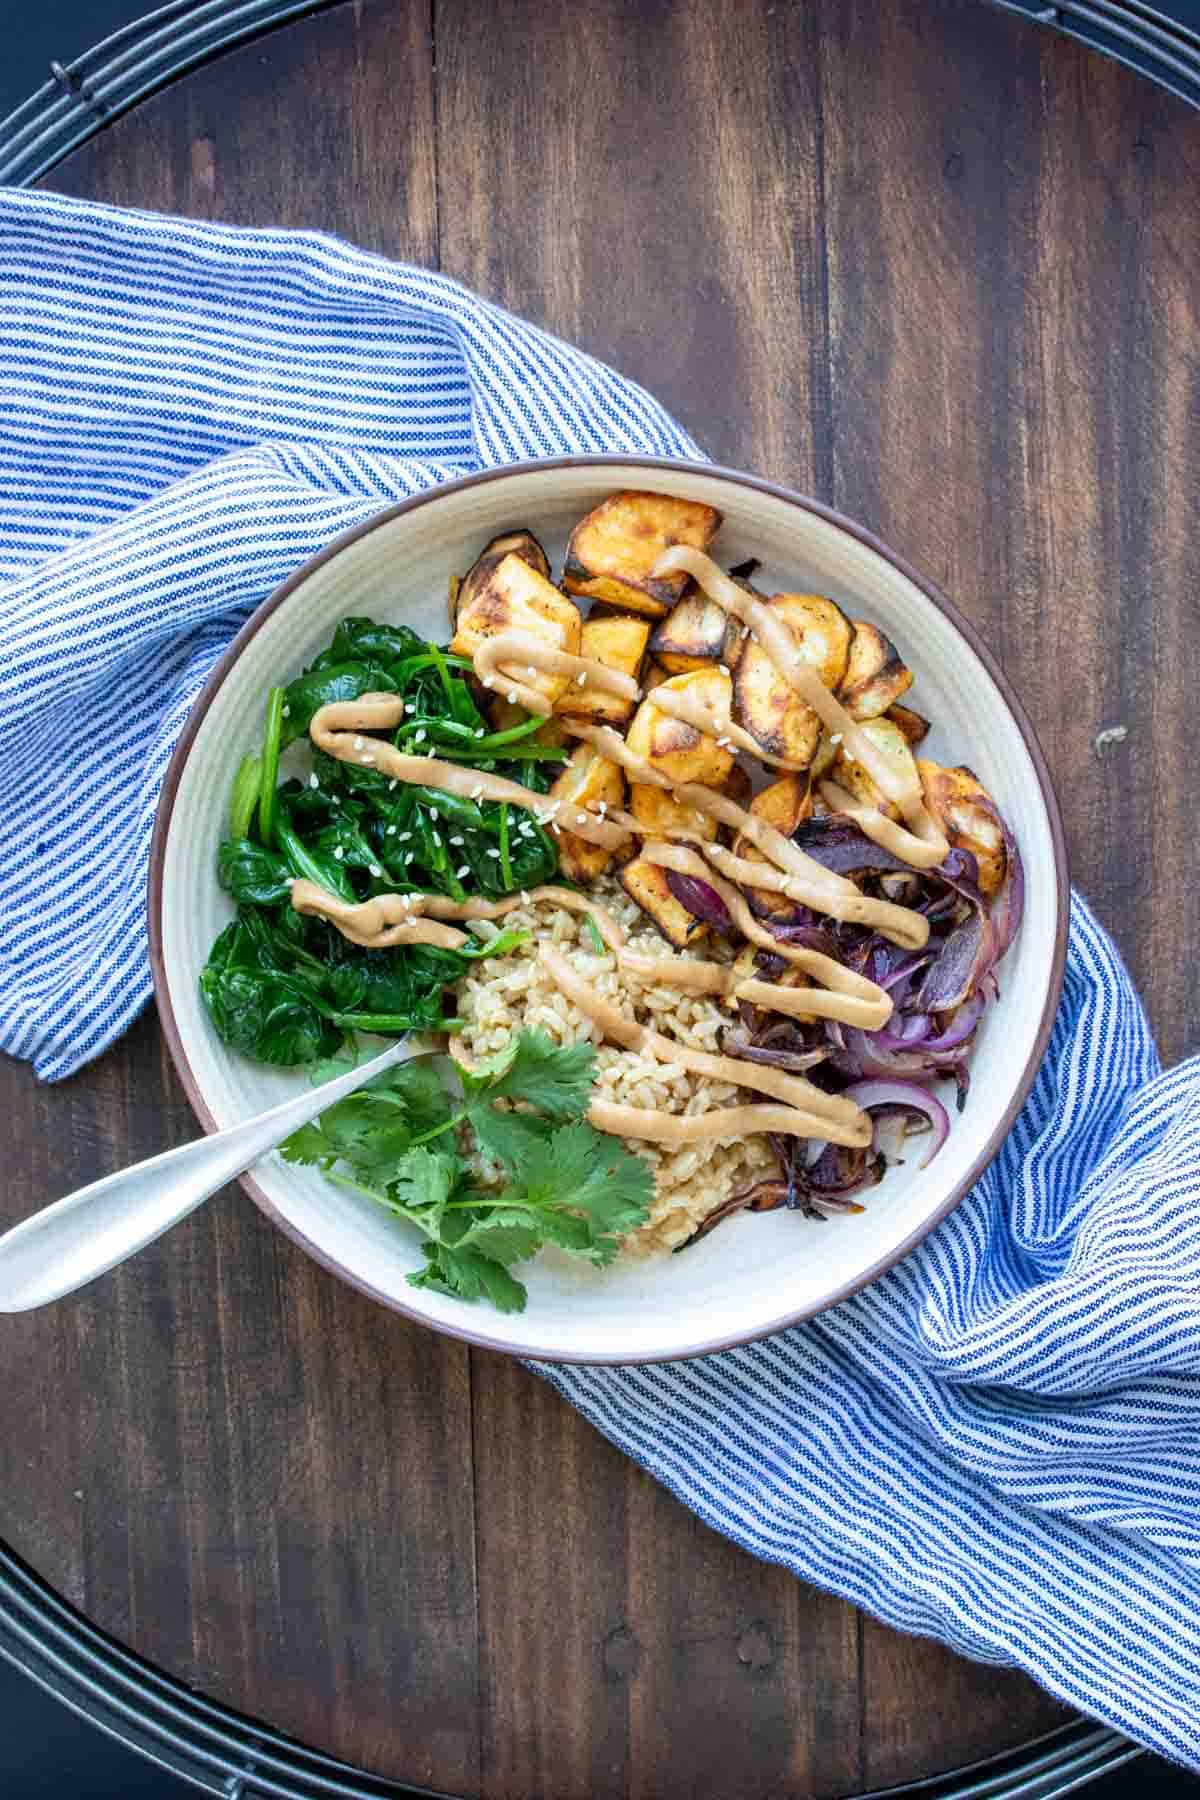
4,188,1199,1769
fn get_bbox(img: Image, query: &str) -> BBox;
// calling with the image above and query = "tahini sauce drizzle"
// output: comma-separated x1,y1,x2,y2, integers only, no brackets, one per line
651,546,950,869
473,630,641,718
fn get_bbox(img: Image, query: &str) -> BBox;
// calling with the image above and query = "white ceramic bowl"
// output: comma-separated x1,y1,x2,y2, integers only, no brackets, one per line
150,457,1067,1363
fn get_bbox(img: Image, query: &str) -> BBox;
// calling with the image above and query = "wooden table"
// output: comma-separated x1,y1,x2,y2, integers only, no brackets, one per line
3,1,1197,1792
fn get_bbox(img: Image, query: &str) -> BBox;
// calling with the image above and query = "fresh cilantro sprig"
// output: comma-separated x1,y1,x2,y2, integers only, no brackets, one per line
280,1029,653,1313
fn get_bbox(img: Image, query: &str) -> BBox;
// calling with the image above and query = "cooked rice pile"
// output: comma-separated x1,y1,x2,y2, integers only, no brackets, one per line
454,883,775,1253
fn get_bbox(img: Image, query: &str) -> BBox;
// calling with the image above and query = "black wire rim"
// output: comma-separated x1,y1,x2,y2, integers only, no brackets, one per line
0,0,1175,1790
0,0,341,186
0,1538,1139,1800
986,0,1200,108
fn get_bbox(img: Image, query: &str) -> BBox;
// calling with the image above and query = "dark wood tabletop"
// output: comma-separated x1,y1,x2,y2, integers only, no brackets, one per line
2,1,1198,1793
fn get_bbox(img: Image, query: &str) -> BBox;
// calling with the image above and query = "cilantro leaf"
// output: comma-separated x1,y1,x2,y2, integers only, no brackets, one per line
468,1103,552,1176
387,1147,457,1215
503,1121,654,1263
457,1028,595,1121
409,1245,527,1313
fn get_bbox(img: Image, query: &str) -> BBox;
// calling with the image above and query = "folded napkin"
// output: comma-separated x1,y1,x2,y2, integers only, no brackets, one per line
4,189,1199,1769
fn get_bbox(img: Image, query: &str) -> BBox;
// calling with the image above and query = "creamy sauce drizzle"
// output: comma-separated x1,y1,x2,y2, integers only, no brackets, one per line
637,843,906,1018
651,546,950,865
616,949,893,1032
694,844,929,951
587,1099,856,1147
539,946,867,1140
474,630,641,718
818,778,942,870
308,695,629,850
291,878,626,953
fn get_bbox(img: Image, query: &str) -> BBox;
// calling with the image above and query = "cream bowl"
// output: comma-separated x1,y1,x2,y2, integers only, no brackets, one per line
150,457,1068,1363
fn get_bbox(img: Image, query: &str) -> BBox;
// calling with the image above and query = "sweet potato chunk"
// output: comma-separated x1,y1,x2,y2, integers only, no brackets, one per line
732,773,812,917
563,491,720,618
630,785,718,842
649,594,729,674
625,668,736,788
548,744,625,883
918,761,1007,896
450,553,581,709
834,718,920,822
620,853,709,948
733,594,850,766
887,701,930,746
839,621,913,720
453,529,551,628
557,613,651,728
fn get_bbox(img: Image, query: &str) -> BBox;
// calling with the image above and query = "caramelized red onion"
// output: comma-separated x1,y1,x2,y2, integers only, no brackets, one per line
840,1080,950,1168
665,870,735,933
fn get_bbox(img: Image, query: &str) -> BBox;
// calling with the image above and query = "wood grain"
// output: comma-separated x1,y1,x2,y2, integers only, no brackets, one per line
1,0,1195,1791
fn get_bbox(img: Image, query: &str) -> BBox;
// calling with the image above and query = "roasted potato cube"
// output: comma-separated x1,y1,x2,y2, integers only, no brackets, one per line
919,761,1007,896
721,762,753,814
558,613,651,728
642,659,672,694
548,744,626,883
626,668,736,788
630,785,718,842
733,773,812,916
810,732,838,780
839,621,913,720
720,576,768,675
450,552,581,708
834,718,920,821
620,853,709,949
563,490,721,619
649,593,729,674
887,701,930,746
733,594,851,766
453,529,551,628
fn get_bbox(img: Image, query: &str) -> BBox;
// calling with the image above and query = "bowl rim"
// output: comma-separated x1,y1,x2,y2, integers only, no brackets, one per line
148,453,1070,1364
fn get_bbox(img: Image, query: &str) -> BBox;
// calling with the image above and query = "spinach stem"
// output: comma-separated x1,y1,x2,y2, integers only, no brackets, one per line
258,687,285,848
498,803,512,889
228,752,262,841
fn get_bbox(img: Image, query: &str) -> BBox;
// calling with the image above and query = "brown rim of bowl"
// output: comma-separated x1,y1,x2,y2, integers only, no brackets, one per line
148,454,1070,1365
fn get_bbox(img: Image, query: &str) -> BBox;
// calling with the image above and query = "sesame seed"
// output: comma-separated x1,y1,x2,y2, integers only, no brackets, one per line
361,755,375,765
719,663,730,676
426,749,436,759
396,831,412,842
386,825,396,835
483,677,495,689
475,727,485,738
282,704,291,718
403,852,414,865
369,863,382,877
598,801,608,816
456,864,470,878
716,736,731,749
413,728,427,745
353,735,364,749
741,624,751,639
577,812,589,825
404,702,416,715
388,778,398,789
486,848,501,859
402,893,414,908
527,665,538,678
308,773,319,790
830,732,843,746
507,690,518,704
449,834,464,846
471,784,485,800
334,847,345,860
521,889,531,902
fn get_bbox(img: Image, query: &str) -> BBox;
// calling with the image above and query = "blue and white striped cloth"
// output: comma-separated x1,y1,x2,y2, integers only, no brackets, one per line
3,189,1199,1769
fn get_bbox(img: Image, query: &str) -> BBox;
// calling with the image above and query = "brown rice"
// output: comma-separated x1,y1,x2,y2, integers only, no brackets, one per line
453,882,774,1253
